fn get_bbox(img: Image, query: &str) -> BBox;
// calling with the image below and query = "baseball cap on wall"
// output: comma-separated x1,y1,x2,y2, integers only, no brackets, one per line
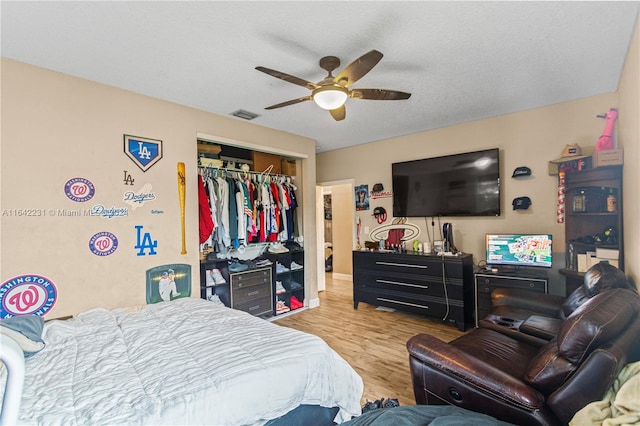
372,206,386,216
512,166,532,178
550,144,589,163
512,196,532,210
372,183,384,192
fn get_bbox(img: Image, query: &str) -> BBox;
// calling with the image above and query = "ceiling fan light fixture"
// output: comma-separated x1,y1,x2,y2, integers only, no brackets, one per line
313,86,348,110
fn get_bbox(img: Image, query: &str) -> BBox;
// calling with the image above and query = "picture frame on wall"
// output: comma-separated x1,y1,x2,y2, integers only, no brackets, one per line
145,264,191,304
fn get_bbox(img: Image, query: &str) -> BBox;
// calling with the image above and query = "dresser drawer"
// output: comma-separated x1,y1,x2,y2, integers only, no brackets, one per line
231,268,271,290
232,281,272,305
233,295,273,316
353,251,466,279
356,271,464,300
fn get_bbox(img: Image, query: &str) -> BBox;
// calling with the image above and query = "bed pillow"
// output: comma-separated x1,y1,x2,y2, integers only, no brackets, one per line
0,315,45,357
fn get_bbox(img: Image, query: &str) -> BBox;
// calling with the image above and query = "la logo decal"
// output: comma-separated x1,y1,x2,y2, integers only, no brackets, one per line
124,134,163,172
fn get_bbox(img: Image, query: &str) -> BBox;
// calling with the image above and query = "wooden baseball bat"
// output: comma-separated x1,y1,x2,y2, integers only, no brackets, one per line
177,162,187,254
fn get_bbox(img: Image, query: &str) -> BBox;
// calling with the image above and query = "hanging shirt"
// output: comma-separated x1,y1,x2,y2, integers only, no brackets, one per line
216,176,231,249
198,175,214,244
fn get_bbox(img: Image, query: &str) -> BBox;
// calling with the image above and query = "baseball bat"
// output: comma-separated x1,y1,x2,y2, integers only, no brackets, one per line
177,162,187,254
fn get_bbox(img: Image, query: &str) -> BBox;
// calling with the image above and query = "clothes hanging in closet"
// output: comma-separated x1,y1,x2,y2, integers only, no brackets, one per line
199,169,298,252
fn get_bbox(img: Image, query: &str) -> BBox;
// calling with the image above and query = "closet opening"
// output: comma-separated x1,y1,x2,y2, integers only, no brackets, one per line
196,136,307,318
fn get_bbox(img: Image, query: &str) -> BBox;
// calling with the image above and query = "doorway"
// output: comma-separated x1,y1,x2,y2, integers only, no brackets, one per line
316,180,356,291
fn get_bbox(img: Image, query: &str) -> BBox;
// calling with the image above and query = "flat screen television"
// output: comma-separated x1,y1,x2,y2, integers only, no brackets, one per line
392,148,500,217
486,234,553,269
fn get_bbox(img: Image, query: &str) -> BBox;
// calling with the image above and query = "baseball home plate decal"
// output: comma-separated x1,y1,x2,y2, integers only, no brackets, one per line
124,134,163,172
64,177,96,202
0,274,58,318
89,231,119,256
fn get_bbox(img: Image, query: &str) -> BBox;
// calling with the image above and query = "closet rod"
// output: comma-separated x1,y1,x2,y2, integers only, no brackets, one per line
197,165,294,179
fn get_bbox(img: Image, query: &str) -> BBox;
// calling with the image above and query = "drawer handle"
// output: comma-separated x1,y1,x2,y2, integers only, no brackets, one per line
377,298,428,309
377,279,428,289
376,261,428,269
247,291,259,296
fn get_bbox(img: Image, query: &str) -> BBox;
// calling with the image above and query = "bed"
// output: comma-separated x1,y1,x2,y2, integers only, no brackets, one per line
0,297,363,425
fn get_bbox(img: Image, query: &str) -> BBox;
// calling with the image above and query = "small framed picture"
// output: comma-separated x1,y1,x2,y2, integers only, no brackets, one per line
145,264,191,304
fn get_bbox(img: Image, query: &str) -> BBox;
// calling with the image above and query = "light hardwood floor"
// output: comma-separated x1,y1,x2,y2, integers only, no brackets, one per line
274,273,465,408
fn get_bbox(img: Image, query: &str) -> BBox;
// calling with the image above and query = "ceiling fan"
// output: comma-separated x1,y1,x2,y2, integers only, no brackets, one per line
255,50,411,121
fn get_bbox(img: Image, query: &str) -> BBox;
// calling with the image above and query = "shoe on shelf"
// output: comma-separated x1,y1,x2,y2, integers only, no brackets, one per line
288,280,303,291
207,294,224,305
290,261,303,270
228,261,248,273
275,300,290,314
205,269,215,287
290,295,303,309
268,242,289,254
275,262,289,274
275,280,286,295
211,268,226,285
254,258,272,267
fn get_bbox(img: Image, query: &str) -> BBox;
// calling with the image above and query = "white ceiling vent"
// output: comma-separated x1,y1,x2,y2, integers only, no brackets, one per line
230,109,259,120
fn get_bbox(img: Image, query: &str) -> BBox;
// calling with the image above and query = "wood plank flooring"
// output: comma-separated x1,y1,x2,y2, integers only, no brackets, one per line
274,274,465,408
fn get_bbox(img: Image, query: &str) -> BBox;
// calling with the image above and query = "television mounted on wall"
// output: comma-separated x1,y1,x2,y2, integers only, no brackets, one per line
392,148,500,217
486,233,553,269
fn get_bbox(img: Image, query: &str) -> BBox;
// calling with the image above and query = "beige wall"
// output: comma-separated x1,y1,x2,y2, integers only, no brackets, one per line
618,19,640,287
1,59,318,318
318,94,623,295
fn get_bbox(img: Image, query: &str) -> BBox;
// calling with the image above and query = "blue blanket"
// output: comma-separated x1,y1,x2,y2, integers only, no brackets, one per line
342,405,515,426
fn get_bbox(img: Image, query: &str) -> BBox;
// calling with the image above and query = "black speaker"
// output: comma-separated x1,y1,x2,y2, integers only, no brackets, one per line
442,223,454,252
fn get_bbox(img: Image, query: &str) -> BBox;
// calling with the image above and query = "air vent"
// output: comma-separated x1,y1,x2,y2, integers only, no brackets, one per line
230,109,259,120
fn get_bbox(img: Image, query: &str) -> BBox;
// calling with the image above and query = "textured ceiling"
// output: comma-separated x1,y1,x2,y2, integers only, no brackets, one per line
2,1,639,153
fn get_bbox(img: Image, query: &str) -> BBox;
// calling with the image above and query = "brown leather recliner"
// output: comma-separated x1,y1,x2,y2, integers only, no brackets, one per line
407,288,640,426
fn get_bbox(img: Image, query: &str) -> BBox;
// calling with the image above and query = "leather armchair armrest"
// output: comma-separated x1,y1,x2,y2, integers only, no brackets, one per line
407,333,545,410
491,288,565,317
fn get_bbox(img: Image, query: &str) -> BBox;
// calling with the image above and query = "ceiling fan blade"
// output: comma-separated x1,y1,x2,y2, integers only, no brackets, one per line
334,50,383,87
255,66,318,91
264,96,313,110
351,89,412,101
329,105,346,121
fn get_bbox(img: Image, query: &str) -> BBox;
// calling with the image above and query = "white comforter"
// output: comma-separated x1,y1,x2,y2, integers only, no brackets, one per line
12,298,363,425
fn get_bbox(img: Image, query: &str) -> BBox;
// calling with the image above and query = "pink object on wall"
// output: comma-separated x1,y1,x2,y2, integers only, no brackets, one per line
595,108,618,151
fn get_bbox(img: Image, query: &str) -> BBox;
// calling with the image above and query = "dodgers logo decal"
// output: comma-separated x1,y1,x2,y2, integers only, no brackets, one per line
123,183,156,210
64,177,96,202
0,275,58,318
89,231,119,256
124,134,163,172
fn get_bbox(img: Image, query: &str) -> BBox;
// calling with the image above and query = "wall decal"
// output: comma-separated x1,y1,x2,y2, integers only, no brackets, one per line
145,264,191,304
123,134,163,172
134,225,158,256
151,209,164,214
123,170,135,186
89,204,129,219
64,177,95,202
89,231,119,256
0,274,58,318
123,183,156,210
